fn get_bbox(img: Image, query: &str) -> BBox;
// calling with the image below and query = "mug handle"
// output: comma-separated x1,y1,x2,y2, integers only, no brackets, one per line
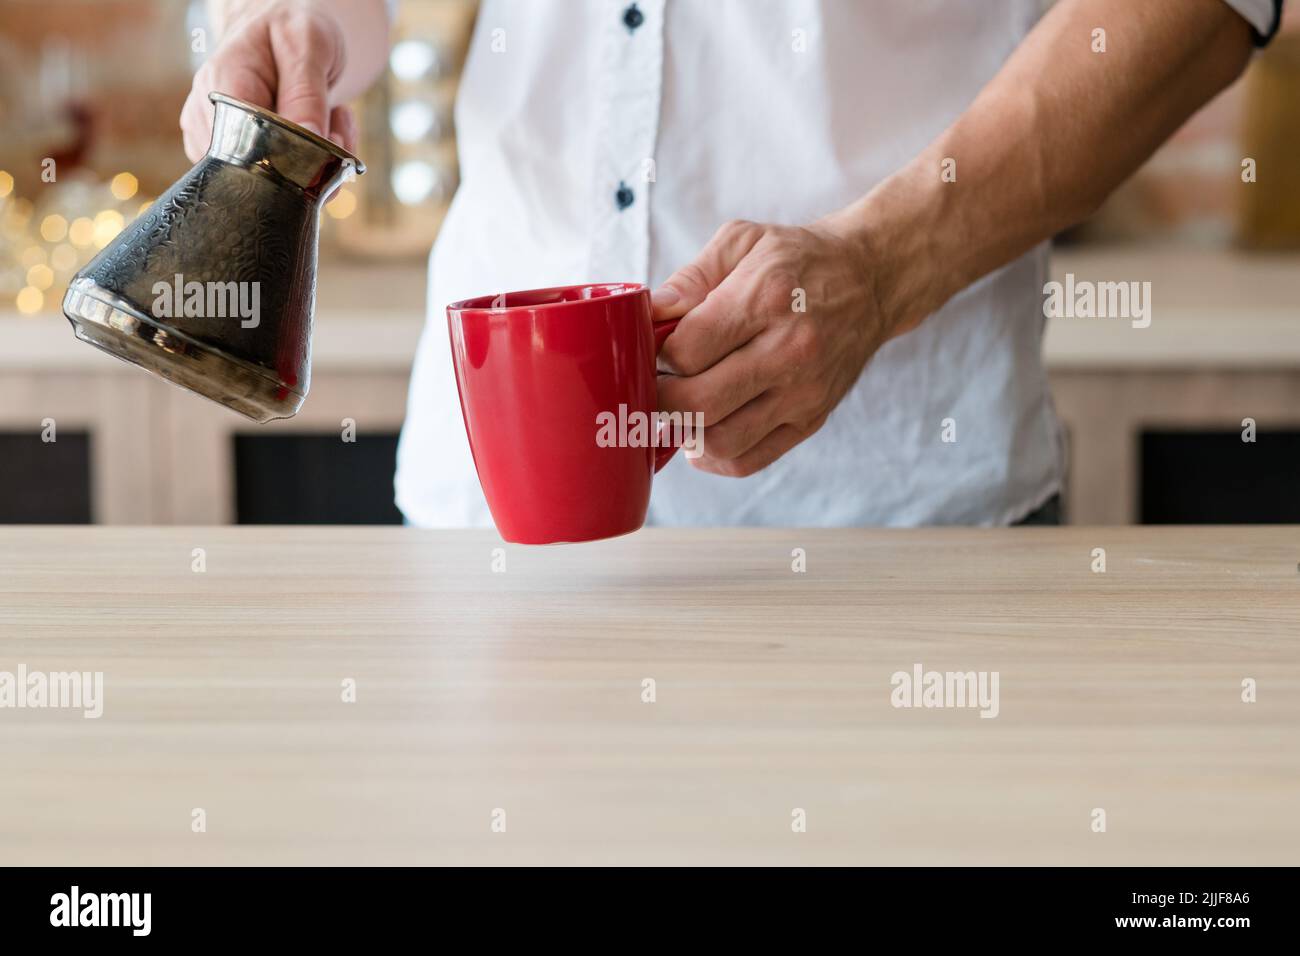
653,317,683,473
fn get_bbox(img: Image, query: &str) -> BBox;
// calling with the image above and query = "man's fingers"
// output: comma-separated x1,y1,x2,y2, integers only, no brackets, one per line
697,390,784,461
328,104,358,152
657,262,768,376
274,67,331,135
692,422,810,479
658,333,778,426
268,16,342,135
180,94,213,163
181,76,353,163
651,219,764,321
180,61,274,162
179,5,351,161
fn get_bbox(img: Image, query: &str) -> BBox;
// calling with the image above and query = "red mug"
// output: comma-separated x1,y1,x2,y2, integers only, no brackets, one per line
447,283,683,544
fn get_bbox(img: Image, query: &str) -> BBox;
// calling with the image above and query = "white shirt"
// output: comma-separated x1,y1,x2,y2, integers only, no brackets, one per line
395,0,1279,528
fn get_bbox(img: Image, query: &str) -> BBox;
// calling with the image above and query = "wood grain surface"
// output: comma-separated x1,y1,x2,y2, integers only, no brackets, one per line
1,526,1297,865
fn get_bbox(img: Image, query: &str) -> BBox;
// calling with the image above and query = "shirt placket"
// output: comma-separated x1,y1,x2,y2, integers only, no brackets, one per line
587,0,665,283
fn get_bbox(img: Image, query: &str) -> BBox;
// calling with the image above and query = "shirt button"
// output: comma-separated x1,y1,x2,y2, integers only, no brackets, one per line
622,4,644,32
615,181,635,210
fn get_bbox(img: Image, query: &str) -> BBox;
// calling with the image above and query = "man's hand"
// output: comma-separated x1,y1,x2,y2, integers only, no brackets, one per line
180,0,390,162
652,0,1253,480
653,214,909,478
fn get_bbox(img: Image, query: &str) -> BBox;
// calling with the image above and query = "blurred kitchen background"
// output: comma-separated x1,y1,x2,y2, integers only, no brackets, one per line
0,0,1297,525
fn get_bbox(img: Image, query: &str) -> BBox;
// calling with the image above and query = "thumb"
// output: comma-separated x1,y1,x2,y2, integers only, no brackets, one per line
651,219,764,321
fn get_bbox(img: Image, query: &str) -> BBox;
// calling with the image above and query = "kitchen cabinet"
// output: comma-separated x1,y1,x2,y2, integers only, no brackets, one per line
1044,247,1300,523
0,263,422,523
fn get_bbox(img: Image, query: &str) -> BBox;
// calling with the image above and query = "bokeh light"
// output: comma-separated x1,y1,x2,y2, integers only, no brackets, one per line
109,172,139,201
50,243,78,272
26,263,54,290
325,188,358,219
40,214,68,242
68,217,95,247
92,209,126,248
389,39,437,81
390,100,436,143
392,161,438,205
15,286,43,314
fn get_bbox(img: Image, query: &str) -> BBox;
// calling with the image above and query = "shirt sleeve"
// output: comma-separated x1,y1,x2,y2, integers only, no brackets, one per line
1221,0,1284,46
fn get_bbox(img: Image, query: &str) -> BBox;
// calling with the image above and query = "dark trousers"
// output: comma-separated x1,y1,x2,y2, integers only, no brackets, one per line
1013,494,1062,526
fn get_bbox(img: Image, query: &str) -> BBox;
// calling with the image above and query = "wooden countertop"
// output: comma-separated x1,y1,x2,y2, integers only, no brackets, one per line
2,526,1297,865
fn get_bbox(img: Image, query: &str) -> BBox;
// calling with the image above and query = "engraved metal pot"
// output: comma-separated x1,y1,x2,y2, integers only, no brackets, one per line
62,92,364,422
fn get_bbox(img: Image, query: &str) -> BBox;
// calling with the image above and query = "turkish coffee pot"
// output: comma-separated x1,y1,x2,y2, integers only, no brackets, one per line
62,92,364,422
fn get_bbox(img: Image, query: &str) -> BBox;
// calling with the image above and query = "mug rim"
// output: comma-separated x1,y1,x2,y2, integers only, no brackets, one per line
447,282,647,315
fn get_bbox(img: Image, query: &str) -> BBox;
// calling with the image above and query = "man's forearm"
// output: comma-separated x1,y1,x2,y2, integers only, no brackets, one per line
834,0,1254,333
208,0,391,102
